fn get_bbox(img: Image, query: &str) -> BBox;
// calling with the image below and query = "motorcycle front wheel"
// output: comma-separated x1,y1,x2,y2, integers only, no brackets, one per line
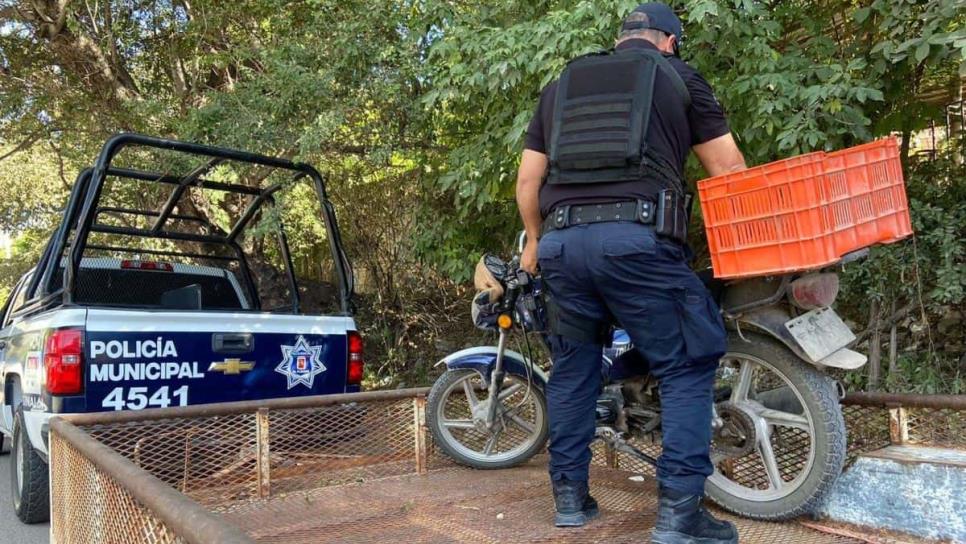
706,332,846,520
427,369,549,469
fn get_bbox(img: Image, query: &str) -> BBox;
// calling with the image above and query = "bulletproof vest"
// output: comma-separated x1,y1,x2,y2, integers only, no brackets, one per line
547,48,691,191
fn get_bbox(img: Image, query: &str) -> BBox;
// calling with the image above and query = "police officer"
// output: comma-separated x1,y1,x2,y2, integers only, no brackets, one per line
515,3,747,543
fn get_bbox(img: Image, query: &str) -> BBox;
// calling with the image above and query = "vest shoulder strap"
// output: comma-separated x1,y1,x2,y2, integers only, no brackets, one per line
615,48,691,110
564,48,613,65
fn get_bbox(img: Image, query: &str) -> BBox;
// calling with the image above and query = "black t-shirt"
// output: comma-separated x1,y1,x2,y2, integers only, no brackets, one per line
524,39,730,217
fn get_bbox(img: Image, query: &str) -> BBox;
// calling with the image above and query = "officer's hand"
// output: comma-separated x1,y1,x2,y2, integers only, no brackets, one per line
521,239,539,275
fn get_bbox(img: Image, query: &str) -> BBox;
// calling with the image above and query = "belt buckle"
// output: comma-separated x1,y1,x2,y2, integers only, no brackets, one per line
553,206,570,229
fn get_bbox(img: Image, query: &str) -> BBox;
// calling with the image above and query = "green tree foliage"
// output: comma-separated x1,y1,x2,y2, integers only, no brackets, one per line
0,144,69,300
425,0,964,208
0,0,963,389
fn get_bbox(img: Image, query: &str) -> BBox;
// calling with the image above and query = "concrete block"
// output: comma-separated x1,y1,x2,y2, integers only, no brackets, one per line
819,445,966,542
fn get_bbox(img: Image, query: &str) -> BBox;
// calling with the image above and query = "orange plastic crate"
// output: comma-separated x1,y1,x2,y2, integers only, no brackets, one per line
699,152,837,278
698,137,912,279
822,137,912,256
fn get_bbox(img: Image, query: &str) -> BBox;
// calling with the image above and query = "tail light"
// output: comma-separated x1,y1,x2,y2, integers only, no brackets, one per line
788,273,840,310
45,328,84,395
347,331,364,385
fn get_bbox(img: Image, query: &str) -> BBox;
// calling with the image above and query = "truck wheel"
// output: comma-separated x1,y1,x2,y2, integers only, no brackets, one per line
0,434,10,455
11,405,49,523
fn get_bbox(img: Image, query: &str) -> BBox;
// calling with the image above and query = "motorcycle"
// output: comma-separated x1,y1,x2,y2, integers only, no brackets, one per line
427,234,866,521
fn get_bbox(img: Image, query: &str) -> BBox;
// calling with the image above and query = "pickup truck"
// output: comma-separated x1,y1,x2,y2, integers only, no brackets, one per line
0,134,359,523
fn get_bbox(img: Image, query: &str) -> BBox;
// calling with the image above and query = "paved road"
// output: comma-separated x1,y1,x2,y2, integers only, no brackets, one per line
0,439,49,544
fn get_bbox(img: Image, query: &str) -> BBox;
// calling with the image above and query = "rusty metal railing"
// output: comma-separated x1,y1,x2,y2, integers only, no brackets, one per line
50,388,430,543
842,391,966,451
49,418,253,544
842,392,966,410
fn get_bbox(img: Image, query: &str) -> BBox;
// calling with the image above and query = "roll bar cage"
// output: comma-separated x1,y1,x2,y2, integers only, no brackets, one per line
18,133,354,317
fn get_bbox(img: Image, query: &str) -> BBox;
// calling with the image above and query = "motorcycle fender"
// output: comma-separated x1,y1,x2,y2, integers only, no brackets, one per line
731,307,866,370
435,347,548,389
732,307,810,359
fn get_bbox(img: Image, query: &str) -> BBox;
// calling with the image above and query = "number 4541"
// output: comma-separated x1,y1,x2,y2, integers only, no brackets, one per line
101,386,188,411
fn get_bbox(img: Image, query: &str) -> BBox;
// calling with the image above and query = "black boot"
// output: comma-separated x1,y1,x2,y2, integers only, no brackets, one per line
651,487,738,544
551,479,600,527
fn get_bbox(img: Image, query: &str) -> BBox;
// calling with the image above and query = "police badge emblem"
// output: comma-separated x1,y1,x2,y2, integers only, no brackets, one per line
275,336,326,389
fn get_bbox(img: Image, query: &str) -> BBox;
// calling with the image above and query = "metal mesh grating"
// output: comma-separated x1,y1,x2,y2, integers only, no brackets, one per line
906,407,966,447
85,413,260,506
265,399,417,495
601,427,815,491
842,404,892,462
50,433,187,544
76,399,422,506
49,389,958,543
217,458,866,544
841,402,966,458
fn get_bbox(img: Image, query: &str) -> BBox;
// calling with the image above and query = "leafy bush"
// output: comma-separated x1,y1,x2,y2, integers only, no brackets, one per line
836,149,965,393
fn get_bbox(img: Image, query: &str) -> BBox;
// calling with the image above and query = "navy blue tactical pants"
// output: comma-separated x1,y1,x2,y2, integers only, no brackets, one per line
538,221,727,495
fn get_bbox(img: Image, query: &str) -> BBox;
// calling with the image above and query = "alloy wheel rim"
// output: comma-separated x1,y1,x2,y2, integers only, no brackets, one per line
436,371,544,463
708,353,817,502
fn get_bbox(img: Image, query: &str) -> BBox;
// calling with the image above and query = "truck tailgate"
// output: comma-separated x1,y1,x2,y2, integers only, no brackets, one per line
84,309,354,411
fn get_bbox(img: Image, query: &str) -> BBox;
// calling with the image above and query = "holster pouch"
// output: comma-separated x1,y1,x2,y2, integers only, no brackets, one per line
677,289,727,365
543,290,611,346
655,189,688,244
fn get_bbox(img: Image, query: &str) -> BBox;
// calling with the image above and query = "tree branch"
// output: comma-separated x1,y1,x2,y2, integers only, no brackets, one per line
46,139,72,190
0,130,43,162
15,0,141,100
853,302,915,347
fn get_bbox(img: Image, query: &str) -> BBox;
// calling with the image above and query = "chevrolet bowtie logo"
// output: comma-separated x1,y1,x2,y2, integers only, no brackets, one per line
208,358,255,375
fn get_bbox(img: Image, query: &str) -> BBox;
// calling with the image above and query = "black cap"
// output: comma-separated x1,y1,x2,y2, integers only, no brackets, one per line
622,2,683,43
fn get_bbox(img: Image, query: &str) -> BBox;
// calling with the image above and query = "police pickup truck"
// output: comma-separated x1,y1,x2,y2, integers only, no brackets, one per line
0,134,359,523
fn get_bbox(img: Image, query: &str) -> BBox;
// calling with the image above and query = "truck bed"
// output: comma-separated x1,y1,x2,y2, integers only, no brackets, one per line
218,457,866,544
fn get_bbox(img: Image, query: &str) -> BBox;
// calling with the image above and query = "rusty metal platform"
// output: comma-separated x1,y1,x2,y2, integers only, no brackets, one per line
217,456,866,544
49,389,960,543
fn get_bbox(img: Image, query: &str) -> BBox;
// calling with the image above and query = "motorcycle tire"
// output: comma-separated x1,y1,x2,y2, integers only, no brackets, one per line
427,369,548,470
706,332,846,521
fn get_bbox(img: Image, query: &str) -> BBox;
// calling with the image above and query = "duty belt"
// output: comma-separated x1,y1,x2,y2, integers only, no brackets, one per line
543,199,655,233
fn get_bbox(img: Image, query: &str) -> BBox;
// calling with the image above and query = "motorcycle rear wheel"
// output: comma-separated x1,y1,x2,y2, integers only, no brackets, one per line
706,332,846,520
427,369,548,470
